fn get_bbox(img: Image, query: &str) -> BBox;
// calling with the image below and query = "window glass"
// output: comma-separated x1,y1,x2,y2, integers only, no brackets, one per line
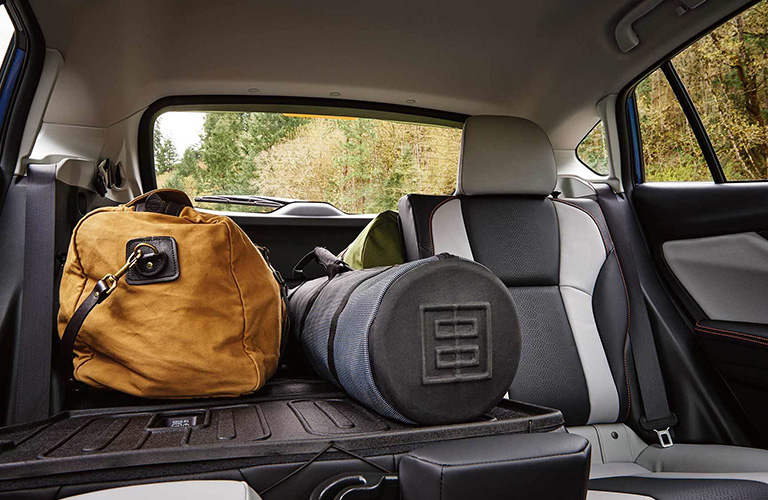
635,68,711,181
0,6,14,58
577,121,610,175
153,112,462,213
672,0,768,181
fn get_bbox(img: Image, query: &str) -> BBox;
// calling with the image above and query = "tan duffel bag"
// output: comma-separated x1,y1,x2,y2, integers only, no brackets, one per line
57,189,288,398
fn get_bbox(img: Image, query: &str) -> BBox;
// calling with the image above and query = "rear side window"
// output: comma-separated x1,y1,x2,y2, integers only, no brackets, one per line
674,2,768,181
153,112,462,213
577,121,610,175
633,0,768,182
635,68,710,182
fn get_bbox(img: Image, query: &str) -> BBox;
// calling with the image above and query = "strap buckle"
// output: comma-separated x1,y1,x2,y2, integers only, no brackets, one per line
96,242,158,299
654,427,674,448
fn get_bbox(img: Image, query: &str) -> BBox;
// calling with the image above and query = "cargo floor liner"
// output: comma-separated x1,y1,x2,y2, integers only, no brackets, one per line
0,388,563,483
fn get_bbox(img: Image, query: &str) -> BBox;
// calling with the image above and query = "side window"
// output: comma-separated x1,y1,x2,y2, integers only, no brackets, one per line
673,1,768,181
635,68,710,182
633,0,768,182
576,121,610,175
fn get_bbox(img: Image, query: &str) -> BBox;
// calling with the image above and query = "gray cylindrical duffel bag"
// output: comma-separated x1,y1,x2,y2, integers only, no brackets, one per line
289,247,521,425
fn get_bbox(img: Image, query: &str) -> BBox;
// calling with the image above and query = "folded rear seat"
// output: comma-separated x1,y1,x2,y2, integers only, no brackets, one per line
398,115,768,499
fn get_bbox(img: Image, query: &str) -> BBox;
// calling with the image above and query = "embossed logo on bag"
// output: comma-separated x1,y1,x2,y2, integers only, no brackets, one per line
420,303,492,385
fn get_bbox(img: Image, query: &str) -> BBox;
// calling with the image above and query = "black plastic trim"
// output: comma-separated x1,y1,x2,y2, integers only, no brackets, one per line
0,0,45,214
660,62,725,183
633,182,768,243
137,96,469,193
625,94,644,186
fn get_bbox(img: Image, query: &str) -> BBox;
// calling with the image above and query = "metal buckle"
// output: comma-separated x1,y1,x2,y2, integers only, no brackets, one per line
654,427,674,448
96,243,158,299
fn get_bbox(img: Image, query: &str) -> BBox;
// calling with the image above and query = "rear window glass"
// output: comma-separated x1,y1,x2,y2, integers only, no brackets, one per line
576,121,609,175
153,111,462,214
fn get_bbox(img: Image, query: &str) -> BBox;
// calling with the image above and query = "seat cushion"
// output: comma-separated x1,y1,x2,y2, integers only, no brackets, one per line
590,476,768,500
577,424,768,499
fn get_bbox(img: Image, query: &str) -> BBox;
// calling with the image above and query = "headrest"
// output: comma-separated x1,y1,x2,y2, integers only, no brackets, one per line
456,116,557,196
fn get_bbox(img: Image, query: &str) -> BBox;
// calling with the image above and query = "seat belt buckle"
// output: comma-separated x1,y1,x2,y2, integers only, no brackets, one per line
640,413,677,448
654,427,674,448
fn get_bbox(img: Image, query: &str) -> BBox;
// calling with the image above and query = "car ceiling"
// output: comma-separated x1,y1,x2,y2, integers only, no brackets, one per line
29,0,751,149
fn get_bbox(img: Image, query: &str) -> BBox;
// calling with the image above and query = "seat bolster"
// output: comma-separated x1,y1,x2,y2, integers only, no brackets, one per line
397,194,451,261
555,198,614,254
636,443,768,473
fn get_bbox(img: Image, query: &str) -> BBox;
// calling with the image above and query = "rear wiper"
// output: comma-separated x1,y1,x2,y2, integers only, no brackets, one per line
194,194,300,209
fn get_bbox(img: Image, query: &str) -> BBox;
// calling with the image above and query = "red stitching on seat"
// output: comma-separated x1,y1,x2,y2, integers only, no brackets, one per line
613,252,632,422
552,199,610,253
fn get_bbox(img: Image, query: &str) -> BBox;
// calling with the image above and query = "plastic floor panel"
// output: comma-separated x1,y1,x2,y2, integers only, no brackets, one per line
0,395,562,485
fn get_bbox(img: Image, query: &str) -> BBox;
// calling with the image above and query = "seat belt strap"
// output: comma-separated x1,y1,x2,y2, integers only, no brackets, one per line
8,164,57,424
594,184,677,447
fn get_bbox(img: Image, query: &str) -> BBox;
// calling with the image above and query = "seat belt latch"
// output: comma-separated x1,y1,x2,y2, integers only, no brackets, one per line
640,413,677,448
654,427,674,448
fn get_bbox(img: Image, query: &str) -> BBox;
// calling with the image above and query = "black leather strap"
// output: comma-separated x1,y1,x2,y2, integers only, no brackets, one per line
134,191,191,216
60,280,110,374
292,247,352,280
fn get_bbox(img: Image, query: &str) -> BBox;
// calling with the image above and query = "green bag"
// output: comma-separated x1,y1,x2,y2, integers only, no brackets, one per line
340,210,406,269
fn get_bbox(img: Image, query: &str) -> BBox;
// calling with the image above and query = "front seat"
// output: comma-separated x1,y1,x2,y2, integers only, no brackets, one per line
398,115,768,499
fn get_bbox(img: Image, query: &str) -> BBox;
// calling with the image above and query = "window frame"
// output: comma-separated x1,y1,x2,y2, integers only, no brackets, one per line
619,0,766,188
138,96,467,194
0,4,20,150
0,0,47,213
660,62,726,184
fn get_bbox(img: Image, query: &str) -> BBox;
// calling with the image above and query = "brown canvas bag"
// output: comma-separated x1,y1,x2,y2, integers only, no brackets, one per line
57,189,287,398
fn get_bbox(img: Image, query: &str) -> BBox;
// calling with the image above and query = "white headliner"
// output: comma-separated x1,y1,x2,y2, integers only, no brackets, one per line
30,0,749,149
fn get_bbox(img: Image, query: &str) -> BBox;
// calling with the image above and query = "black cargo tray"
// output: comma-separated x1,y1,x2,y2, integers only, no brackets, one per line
0,392,562,483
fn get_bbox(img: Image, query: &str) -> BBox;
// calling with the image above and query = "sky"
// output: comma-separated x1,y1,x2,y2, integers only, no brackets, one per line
156,112,206,154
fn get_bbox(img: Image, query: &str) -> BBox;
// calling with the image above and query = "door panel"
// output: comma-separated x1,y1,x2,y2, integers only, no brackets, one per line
625,0,768,446
632,182,768,320
695,319,768,442
632,182,768,441
663,232,768,324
